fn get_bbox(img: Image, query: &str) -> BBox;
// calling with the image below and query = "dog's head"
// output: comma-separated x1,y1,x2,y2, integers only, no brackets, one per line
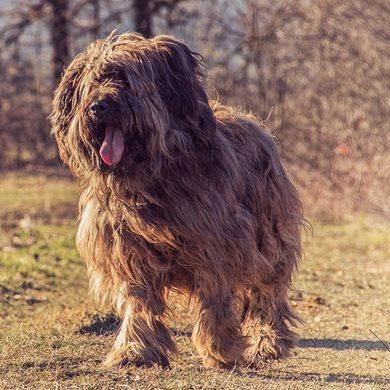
51,32,215,178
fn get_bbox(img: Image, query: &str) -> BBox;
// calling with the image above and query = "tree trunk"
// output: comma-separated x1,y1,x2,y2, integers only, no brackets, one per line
48,0,70,84
134,0,153,38
92,0,101,39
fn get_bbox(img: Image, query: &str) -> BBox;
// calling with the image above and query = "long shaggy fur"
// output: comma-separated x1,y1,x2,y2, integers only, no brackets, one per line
51,32,304,369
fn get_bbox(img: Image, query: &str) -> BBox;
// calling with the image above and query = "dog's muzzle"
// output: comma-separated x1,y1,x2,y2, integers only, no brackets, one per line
90,100,109,117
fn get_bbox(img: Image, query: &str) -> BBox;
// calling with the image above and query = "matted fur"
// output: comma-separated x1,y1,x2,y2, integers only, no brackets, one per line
51,32,304,369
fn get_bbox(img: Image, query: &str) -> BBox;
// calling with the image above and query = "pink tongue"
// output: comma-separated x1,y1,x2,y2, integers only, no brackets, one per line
99,126,124,166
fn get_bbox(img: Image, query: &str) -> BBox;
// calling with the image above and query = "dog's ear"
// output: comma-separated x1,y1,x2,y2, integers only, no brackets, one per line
50,54,86,165
152,35,216,144
51,54,86,131
153,36,200,117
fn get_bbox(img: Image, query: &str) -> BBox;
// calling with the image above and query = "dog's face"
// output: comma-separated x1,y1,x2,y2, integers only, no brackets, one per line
51,33,215,178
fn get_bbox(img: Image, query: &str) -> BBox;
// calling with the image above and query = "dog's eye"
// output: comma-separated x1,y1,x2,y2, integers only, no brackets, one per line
115,71,130,88
103,69,129,88
102,71,119,80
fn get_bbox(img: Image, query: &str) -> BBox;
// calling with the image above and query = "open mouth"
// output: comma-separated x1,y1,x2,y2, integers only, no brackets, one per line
98,123,125,166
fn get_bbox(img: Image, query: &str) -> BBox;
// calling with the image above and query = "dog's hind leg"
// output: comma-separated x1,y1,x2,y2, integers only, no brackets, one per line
241,281,300,367
104,286,176,368
192,289,248,369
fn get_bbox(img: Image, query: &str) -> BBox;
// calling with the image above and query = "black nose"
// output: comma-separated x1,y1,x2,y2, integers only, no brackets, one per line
90,100,109,115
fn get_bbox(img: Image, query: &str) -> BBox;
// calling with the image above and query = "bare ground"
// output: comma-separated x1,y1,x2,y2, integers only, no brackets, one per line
0,171,389,389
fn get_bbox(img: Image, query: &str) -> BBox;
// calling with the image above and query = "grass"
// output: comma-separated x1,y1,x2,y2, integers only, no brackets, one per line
0,170,389,389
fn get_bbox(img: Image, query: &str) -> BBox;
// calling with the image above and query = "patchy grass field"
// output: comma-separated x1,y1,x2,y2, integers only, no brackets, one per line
0,171,389,389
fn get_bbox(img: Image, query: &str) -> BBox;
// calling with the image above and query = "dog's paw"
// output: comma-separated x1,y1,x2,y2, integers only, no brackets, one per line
104,346,170,369
201,355,244,370
242,321,297,368
243,337,294,368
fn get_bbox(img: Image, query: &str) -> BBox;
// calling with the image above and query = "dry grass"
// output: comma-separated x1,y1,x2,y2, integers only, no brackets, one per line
0,171,389,389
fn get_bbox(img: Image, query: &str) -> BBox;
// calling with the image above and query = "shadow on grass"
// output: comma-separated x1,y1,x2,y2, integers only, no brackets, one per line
78,315,193,338
78,313,120,335
247,371,390,386
78,317,389,354
300,338,389,351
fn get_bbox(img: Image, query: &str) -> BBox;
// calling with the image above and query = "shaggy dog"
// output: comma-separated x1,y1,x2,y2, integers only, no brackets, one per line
51,32,303,369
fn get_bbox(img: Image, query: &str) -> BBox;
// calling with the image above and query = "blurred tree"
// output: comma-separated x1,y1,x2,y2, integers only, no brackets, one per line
0,0,69,83
0,0,388,216
134,0,191,38
92,0,101,38
134,0,152,37
47,0,70,82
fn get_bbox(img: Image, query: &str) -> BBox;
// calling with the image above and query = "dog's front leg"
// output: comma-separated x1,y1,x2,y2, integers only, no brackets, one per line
104,287,176,368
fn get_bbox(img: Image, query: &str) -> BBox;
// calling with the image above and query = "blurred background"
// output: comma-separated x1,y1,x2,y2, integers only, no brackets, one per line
0,0,388,219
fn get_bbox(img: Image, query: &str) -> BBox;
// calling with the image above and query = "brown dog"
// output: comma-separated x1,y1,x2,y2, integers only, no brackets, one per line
51,32,303,369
